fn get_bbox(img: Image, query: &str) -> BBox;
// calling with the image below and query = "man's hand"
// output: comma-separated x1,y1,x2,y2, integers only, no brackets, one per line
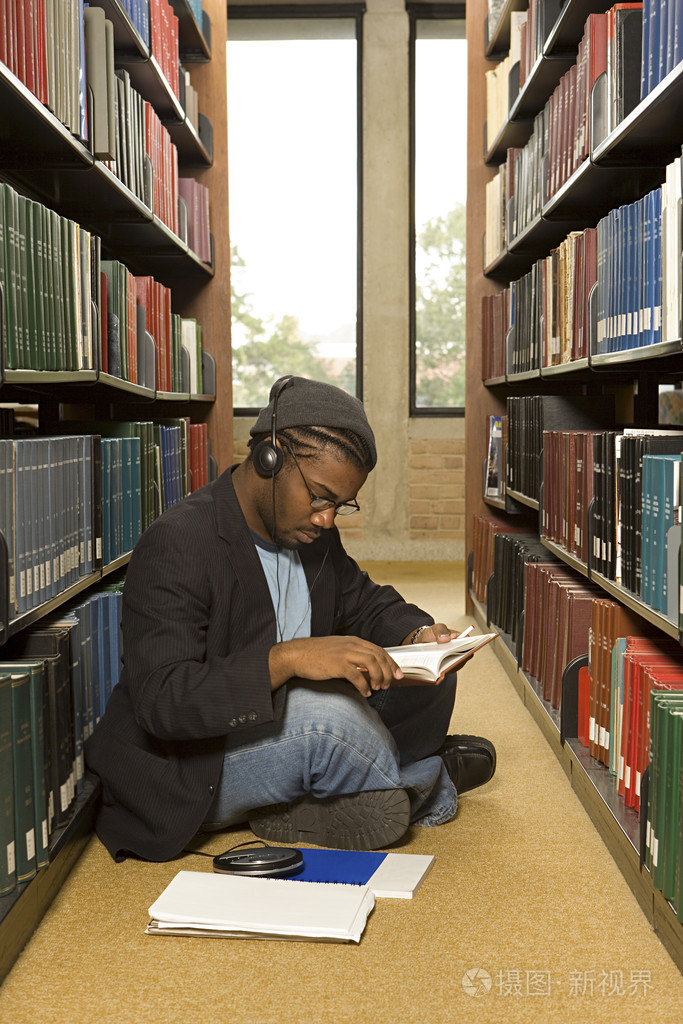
269,636,403,698
402,622,460,645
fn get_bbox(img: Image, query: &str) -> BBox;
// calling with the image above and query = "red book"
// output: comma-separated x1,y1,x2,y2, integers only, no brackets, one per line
14,0,27,87
578,665,591,747
34,0,47,104
126,268,138,384
619,638,681,803
0,0,7,68
584,12,608,153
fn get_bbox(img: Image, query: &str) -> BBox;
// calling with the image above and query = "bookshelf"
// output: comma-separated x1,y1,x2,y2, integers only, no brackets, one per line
0,0,231,982
467,0,683,971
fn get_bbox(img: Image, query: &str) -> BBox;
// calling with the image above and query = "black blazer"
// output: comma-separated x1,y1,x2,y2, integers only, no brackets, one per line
85,467,430,861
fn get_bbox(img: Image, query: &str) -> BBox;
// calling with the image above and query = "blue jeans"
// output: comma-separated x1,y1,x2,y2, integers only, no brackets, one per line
204,675,458,829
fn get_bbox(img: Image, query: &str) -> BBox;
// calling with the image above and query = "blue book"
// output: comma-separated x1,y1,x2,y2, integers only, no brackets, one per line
627,201,638,348
596,214,607,353
121,436,133,553
634,196,644,347
641,0,651,99
74,601,94,738
611,637,629,777
113,437,123,559
97,595,111,709
676,0,683,66
129,436,142,547
652,187,663,347
107,592,123,694
101,439,111,566
667,0,677,74
287,848,435,898
649,0,662,93
641,190,654,346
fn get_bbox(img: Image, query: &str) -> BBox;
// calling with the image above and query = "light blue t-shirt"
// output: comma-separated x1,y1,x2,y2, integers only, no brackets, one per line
252,532,311,641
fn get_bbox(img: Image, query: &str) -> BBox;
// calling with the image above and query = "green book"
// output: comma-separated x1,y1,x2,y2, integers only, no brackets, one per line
661,702,683,901
60,215,77,370
0,672,15,895
30,200,47,370
1,184,20,369
10,668,37,883
677,729,683,920
42,205,57,370
19,194,39,370
650,693,683,891
15,192,31,369
0,660,49,870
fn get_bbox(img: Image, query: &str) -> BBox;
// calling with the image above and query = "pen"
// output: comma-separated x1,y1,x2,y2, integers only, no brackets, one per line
456,625,474,639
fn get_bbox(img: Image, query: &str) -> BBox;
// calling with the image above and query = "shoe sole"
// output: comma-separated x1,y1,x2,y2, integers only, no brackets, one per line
248,789,411,851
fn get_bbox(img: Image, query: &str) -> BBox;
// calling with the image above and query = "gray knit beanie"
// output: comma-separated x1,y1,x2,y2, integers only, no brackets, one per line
250,376,377,469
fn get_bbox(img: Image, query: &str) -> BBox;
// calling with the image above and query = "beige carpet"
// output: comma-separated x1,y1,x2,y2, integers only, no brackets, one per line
1,562,682,1023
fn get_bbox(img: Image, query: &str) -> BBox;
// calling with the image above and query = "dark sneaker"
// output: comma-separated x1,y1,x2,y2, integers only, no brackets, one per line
248,788,411,850
438,734,496,795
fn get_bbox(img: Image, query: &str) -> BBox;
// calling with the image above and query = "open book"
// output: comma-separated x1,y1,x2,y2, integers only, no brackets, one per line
385,631,498,684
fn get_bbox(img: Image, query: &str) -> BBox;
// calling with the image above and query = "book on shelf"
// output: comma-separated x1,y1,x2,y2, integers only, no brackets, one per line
481,288,510,379
619,637,683,814
471,513,528,607
484,414,503,500
118,0,151,49
641,0,683,101
0,435,99,621
384,632,498,685
150,0,180,101
1,183,98,373
541,429,600,564
647,690,683,910
8,667,37,885
586,601,647,767
488,533,560,644
0,672,15,895
146,870,375,943
1,1,87,140
507,395,614,503
178,176,211,264
143,98,179,235
522,562,600,708
0,586,125,895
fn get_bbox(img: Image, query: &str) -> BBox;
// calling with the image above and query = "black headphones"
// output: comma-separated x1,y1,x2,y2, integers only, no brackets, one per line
252,376,294,478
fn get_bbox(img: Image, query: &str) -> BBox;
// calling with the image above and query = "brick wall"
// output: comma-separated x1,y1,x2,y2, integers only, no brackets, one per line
408,439,465,541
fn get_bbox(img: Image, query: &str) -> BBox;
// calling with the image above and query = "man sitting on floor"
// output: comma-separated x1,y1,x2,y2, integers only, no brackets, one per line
85,375,495,861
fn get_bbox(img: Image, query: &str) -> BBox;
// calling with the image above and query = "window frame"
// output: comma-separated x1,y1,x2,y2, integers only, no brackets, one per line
227,4,366,416
408,2,467,417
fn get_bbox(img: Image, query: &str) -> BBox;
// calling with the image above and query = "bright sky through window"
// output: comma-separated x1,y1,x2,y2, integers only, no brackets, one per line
227,19,358,408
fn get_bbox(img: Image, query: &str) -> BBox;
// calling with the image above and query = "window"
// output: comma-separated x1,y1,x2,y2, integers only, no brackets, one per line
227,12,362,411
410,9,467,413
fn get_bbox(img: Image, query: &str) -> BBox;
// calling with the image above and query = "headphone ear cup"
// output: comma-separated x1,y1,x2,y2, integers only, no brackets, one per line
252,439,284,478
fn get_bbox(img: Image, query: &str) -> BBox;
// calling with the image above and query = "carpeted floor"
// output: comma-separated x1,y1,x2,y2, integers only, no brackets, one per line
1,562,682,1023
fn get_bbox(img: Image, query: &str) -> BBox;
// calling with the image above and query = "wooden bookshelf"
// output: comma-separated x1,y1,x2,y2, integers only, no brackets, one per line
466,0,683,972
0,0,231,980
469,592,683,972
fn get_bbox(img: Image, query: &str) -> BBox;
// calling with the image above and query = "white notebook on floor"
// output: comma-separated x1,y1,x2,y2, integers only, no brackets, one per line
146,870,375,943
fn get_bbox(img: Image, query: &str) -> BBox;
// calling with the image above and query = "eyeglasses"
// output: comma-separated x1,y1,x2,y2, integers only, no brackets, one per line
284,444,360,516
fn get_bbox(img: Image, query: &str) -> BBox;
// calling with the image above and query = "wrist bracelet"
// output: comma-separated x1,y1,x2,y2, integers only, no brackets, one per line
411,625,431,644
